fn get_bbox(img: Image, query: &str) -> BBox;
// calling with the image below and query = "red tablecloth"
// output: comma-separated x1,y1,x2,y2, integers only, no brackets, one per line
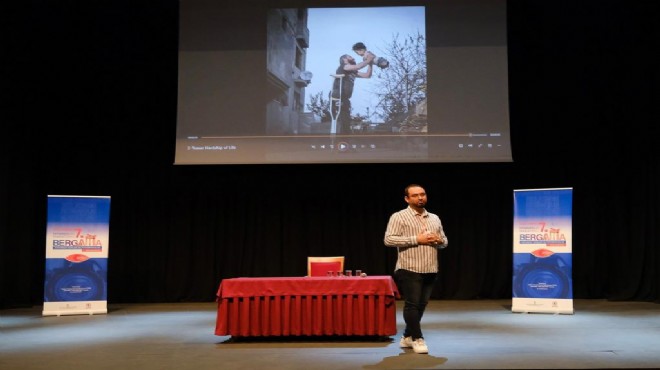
215,276,400,337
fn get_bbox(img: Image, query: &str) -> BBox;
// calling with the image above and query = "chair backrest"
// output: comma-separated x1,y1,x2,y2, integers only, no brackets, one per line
307,256,345,277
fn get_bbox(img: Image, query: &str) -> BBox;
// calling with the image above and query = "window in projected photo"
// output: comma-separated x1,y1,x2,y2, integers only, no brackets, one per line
175,1,512,164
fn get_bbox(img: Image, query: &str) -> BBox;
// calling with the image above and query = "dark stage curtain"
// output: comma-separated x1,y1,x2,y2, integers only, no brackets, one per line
2,0,658,308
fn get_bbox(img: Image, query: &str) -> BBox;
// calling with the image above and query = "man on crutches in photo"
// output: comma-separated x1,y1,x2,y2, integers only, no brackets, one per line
330,53,374,134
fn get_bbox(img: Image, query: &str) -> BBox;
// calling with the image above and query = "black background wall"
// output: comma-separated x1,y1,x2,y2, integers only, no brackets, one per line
2,0,658,308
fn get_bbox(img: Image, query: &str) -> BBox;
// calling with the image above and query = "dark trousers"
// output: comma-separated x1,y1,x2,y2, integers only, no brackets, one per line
394,269,438,340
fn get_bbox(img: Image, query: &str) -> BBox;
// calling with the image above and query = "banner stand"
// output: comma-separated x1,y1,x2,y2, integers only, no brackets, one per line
43,195,111,316
512,188,573,315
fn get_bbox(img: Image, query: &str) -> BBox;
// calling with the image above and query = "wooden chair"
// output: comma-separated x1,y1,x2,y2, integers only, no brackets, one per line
307,256,345,277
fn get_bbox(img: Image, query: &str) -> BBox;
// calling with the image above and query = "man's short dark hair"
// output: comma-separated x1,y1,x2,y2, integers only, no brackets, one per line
352,42,366,51
405,184,424,197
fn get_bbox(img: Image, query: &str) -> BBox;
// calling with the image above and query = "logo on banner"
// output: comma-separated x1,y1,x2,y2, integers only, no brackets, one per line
518,222,566,247
51,227,103,252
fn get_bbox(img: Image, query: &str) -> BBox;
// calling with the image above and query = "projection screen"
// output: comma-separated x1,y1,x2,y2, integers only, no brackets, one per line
175,0,511,164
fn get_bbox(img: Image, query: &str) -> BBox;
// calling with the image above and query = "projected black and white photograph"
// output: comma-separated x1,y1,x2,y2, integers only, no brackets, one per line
176,0,512,164
266,6,426,137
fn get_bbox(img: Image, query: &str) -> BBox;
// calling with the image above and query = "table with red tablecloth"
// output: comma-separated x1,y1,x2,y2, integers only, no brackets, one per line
215,276,400,337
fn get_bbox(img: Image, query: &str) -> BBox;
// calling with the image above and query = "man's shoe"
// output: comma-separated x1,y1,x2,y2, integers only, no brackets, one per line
399,336,413,348
412,338,429,354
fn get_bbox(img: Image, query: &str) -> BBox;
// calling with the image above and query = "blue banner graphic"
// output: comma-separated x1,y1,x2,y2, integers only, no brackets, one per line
512,188,573,314
43,195,111,316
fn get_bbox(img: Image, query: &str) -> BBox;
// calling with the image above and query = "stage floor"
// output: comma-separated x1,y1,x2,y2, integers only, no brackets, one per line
1,299,659,369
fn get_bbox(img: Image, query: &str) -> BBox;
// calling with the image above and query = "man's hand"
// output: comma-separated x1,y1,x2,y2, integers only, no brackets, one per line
416,231,442,245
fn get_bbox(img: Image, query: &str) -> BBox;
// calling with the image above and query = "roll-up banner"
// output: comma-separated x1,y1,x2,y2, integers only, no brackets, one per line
43,195,111,316
512,188,573,314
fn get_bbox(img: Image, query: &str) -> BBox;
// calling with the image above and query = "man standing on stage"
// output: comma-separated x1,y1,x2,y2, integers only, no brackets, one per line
384,184,448,354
